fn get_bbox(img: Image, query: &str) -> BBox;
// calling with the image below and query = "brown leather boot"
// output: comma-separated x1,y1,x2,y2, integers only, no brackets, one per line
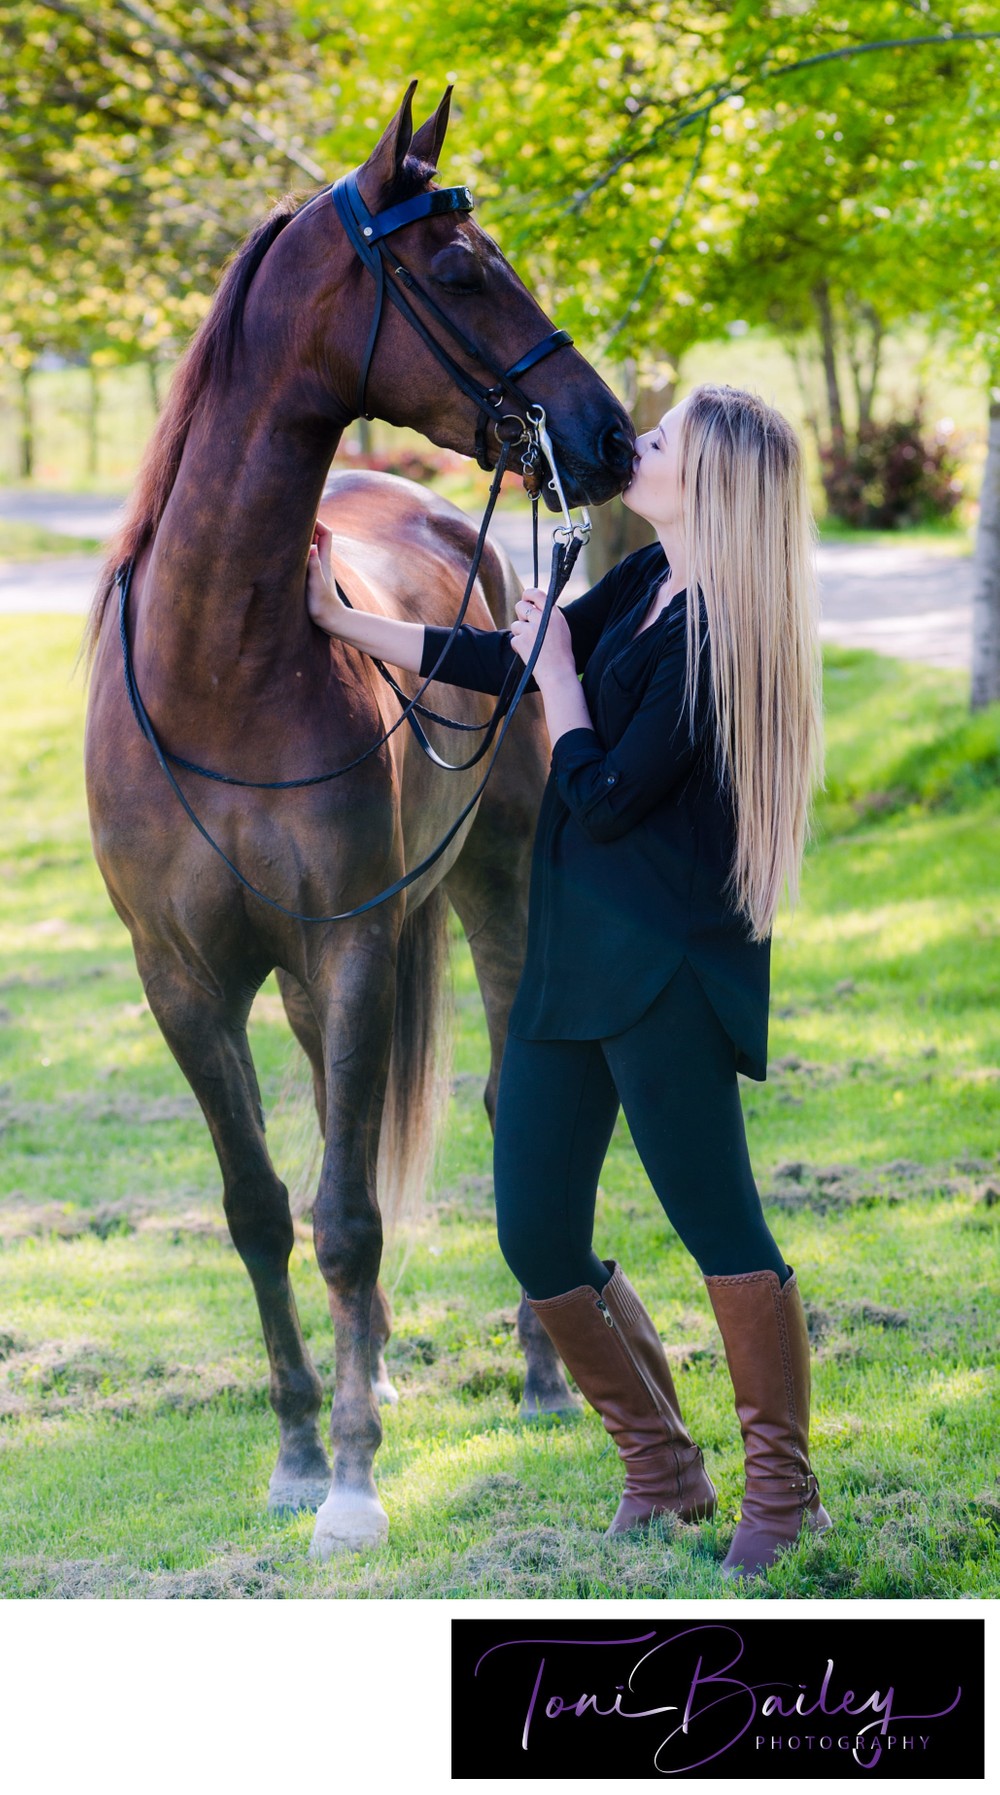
528,1260,716,1535
704,1267,832,1578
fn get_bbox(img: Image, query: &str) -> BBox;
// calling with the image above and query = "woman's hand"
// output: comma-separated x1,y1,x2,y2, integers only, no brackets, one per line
306,519,347,635
509,588,576,690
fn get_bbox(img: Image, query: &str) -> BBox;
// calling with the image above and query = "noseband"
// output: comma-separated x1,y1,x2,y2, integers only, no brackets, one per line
330,170,572,470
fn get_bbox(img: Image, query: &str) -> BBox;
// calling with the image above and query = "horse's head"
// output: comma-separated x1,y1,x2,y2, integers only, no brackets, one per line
316,83,635,508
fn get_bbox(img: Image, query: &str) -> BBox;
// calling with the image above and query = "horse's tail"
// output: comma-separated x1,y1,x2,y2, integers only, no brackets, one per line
377,883,454,1233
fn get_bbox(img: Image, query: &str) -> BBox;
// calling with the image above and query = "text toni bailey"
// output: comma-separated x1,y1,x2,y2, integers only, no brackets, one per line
472,1626,963,1773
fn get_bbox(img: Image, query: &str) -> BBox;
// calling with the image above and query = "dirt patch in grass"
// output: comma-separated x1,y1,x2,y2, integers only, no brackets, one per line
1,1337,268,1423
806,1302,910,1343
0,1195,231,1246
0,966,113,994
773,977,860,1020
458,1362,523,1403
431,1172,494,1215
0,1549,296,1599
849,1488,999,1589
0,1093,199,1133
434,1516,716,1598
0,1339,141,1419
761,1154,1000,1214
450,1472,525,1521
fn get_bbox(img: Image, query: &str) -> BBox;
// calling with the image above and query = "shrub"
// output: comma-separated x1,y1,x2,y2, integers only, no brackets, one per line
819,410,964,529
336,443,464,484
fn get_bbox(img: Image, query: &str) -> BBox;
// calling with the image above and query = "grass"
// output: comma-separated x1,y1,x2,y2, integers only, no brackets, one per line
0,618,998,1600
816,519,973,552
0,520,105,561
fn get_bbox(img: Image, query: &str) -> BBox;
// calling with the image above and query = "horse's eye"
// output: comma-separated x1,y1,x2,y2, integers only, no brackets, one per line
430,244,486,295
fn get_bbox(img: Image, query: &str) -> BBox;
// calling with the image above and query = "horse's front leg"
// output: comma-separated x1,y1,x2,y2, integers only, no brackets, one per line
305,936,397,1560
138,953,332,1511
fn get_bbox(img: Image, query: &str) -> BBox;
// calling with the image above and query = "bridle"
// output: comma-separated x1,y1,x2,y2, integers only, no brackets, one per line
329,169,572,470
117,167,594,924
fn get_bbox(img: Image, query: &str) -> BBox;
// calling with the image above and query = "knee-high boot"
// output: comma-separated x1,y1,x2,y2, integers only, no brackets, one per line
704,1266,832,1577
528,1260,717,1534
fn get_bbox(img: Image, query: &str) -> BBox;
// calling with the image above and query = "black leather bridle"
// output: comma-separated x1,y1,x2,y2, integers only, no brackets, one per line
117,168,591,923
329,169,573,470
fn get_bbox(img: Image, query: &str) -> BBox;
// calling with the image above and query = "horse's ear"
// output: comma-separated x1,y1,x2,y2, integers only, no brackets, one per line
356,79,418,207
409,86,452,171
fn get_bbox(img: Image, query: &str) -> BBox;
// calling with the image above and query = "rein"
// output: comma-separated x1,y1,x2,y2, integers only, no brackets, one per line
117,168,592,923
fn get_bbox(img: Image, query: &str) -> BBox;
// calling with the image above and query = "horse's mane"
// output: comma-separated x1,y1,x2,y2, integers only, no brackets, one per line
81,157,437,669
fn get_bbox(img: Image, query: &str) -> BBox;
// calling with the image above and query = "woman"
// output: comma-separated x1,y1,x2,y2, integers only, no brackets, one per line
306,383,831,1580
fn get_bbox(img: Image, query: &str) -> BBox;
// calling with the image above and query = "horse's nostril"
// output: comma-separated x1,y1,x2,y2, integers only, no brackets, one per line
601,421,636,474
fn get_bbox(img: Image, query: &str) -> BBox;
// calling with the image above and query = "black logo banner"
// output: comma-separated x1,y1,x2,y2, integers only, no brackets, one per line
451,1618,984,1779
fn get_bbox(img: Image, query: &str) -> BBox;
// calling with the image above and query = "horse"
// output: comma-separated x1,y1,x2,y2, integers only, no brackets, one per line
83,83,634,1561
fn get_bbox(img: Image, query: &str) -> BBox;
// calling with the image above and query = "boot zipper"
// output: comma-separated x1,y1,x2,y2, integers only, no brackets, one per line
595,1296,666,1415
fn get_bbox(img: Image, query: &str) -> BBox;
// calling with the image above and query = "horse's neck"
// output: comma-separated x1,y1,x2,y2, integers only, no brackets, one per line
141,384,343,684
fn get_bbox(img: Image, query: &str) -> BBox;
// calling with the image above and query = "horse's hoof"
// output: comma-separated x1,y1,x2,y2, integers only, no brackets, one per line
519,1391,583,1424
268,1473,331,1515
309,1489,390,1560
372,1377,399,1406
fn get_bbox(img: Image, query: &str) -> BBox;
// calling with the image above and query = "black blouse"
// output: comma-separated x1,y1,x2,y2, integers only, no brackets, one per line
419,542,770,1079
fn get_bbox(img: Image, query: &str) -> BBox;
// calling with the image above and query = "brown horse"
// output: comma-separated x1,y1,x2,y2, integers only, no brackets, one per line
83,85,633,1559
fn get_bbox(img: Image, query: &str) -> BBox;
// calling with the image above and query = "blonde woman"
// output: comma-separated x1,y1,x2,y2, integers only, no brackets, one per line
306,383,830,1580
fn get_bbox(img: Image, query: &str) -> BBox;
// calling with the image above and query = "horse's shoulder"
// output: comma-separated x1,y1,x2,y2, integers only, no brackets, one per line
318,470,516,627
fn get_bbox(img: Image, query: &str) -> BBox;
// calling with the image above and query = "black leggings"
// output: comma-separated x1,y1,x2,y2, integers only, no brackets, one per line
493,958,788,1300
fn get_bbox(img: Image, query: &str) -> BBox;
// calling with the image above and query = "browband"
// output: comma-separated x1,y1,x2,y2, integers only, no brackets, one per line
333,172,474,262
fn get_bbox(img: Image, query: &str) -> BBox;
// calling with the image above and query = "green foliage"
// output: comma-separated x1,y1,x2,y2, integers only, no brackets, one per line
0,1,326,369
2,1,998,404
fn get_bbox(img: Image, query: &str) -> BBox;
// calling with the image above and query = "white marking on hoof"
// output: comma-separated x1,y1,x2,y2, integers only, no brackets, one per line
372,1377,399,1406
309,1488,390,1560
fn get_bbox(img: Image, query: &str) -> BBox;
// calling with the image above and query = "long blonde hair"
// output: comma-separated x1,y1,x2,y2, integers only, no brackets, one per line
679,384,823,941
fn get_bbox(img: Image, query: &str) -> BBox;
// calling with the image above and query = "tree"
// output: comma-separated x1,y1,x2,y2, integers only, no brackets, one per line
298,1,1000,607
0,1,328,404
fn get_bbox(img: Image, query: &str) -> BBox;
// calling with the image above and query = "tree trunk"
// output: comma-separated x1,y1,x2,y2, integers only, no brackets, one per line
147,357,161,413
584,363,669,582
844,301,882,434
18,365,33,480
970,392,1000,711
812,280,845,444
860,306,882,431
86,363,100,480
784,336,822,452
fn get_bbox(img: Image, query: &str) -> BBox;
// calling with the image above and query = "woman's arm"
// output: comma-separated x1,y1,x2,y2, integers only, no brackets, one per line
307,523,425,672
418,553,631,696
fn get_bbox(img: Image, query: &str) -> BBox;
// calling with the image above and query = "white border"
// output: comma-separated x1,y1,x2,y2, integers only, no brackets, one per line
1,1595,992,1793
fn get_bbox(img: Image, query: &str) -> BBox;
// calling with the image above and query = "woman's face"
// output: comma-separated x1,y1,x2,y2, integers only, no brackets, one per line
622,394,690,529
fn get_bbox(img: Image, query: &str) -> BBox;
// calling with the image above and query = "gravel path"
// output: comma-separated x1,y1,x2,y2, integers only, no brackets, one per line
0,490,974,669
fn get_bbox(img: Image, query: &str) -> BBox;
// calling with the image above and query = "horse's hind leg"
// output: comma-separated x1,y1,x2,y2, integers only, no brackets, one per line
276,967,398,1406
140,956,331,1511
443,842,580,1422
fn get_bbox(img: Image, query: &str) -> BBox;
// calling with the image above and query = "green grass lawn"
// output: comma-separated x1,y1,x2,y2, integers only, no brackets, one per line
0,617,997,1599
0,520,105,561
